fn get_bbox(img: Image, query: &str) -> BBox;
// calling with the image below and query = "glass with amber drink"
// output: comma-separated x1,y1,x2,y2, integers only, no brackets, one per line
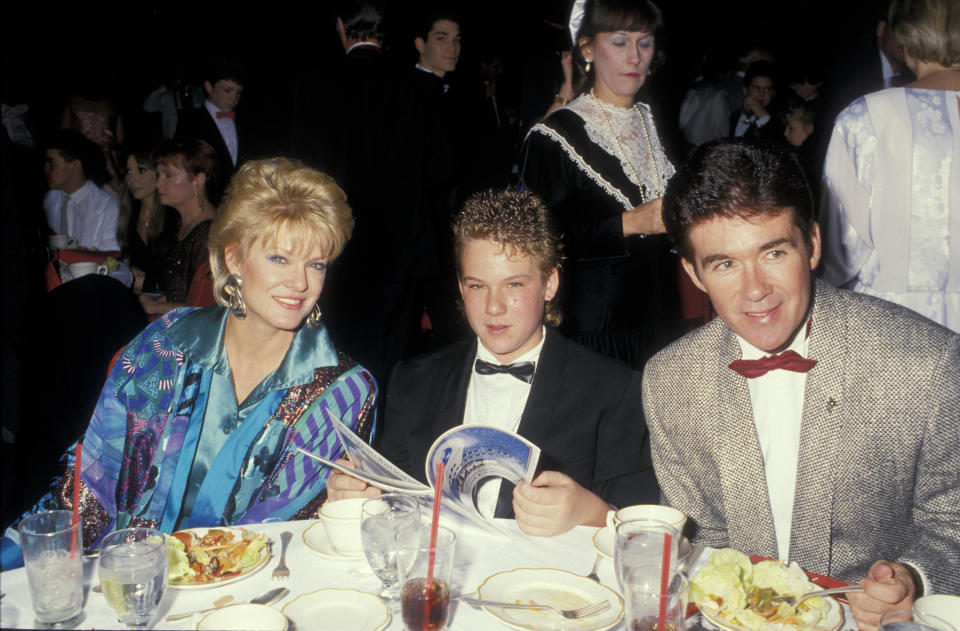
396,523,456,631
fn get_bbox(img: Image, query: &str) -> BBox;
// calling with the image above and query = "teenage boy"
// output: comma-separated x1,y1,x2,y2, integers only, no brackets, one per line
328,190,658,536
647,139,959,629
176,60,245,205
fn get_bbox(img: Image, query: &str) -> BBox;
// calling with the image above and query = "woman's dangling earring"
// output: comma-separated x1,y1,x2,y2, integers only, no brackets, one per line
196,187,206,213
306,303,323,329
227,276,246,319
585,59,592,73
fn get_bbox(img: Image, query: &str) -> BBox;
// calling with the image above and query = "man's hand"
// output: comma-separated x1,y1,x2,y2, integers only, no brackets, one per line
847,560,918,631
512,471,609,537
742,95,769,119
325,458,381,503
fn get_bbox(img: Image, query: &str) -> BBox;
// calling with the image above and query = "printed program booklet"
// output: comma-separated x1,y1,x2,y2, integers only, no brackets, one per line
297,412,541,535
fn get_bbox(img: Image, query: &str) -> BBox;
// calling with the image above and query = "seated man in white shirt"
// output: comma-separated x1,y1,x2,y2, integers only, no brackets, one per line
42,129,120,252
646,138,959,630
327,190,658,535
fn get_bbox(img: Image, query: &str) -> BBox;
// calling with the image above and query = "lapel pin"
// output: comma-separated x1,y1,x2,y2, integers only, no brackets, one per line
826,397,838,412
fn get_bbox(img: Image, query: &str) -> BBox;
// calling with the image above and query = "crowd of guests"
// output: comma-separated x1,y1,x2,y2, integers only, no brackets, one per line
1,0,957,629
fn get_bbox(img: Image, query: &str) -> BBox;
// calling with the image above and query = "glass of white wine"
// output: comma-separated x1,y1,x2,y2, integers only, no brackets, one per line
98,528,168,629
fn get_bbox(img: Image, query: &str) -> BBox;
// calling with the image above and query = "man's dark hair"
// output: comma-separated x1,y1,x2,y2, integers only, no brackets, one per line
338,1,384,42
662,139,815,263
45,129,108,186
204,59,245,87
742,59,777,88
414,6,460,40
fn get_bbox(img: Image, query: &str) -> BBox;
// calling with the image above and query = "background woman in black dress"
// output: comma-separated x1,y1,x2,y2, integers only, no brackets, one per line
520,0,680,369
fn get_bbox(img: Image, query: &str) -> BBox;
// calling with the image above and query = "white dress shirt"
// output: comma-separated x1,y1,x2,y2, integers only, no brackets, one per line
734,111,772,137
43,181,120,251
737,325,810,561
204,100,238,166
463,327,546,517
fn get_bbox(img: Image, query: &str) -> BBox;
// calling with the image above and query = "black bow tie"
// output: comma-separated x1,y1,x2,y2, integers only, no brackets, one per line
474,359,535,384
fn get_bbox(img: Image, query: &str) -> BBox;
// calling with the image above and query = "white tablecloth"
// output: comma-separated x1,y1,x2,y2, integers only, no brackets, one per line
0,518,857,630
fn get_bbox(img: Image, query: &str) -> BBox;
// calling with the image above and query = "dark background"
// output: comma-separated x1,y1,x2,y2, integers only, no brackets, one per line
4,0,885,154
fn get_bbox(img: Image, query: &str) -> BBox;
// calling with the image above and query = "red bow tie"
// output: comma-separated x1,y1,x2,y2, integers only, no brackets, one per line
728,350,817,378
216,111,236,119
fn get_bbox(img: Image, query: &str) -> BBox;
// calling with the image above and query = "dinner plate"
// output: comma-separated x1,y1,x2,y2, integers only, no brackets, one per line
302,521,365,561
592,527,692,563
169,527,272,590
700,595,844,631
282,588,390,631
476,567,624,631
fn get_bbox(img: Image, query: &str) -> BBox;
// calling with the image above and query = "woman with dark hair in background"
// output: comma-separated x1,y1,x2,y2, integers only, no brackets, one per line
520,0,678,370
119,147,179,294
139,138,218,314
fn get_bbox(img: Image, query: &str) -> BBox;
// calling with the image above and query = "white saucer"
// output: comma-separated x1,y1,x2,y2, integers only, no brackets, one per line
592,527,691,562
302,521,365,561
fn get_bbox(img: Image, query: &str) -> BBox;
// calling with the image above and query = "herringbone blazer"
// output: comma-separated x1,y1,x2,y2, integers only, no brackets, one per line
643,281,960,593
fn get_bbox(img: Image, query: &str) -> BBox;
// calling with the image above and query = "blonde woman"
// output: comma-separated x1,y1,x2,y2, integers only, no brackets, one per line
3,159,376,563
822,0,960,332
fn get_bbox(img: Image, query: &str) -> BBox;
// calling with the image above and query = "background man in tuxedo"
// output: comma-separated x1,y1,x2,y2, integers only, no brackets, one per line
42,128,120,251
646,139,959,630
328,189,658,536
176,60,245,206
729,61,782,141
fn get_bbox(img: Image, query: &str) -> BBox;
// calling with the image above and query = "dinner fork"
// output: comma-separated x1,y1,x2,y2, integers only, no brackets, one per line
774,585,864,606
271,531,293,580
459,595,611,619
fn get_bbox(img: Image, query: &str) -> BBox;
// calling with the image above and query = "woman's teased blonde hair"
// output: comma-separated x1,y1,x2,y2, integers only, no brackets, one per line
890,0,960,67
208,158,353,307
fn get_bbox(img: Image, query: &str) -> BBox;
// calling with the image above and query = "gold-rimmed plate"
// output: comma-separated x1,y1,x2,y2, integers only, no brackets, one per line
168,527,271,589
699,596,844,631
476,567,623,631
282,588,389,631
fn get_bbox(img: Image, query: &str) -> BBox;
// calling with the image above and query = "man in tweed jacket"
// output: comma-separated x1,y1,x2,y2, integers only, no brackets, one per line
646,139,959,630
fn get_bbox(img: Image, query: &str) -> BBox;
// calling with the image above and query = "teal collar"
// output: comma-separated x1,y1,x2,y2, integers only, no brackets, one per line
165,307,339,391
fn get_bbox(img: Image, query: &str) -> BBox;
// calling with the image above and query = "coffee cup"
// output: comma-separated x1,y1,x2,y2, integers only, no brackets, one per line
67,262,108,279
319,497,365,556
606,504,687,534
48,235,71,249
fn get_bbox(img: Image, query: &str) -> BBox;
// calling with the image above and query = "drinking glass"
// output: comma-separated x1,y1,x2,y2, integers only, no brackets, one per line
881,610,956,631
98,528,168,629
614,518,680,595
361,493,421,598
624,571,688,631
18,510,85,628
396,523,456,631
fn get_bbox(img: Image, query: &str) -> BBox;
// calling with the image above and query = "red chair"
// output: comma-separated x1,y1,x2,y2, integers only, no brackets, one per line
186,260,215,307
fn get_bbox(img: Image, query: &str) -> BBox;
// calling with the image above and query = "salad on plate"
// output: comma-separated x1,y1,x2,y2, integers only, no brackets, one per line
690,548,832,631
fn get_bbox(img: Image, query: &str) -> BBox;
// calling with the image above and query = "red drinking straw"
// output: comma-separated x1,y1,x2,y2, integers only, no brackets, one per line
425,459,445,597
70,443,81,557
656,531,673,631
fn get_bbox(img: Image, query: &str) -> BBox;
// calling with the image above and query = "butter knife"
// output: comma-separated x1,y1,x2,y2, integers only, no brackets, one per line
166,586,289,622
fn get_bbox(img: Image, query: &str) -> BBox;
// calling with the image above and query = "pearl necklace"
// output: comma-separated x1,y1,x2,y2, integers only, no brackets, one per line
590,89,661,203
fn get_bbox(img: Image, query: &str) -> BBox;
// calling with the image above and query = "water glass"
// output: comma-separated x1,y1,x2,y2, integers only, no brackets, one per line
624,571,688,631
396,523,456,631
361,493,421,597
18,510,85,628
614,518,680,594
98,528,168,629
881,610,956,631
